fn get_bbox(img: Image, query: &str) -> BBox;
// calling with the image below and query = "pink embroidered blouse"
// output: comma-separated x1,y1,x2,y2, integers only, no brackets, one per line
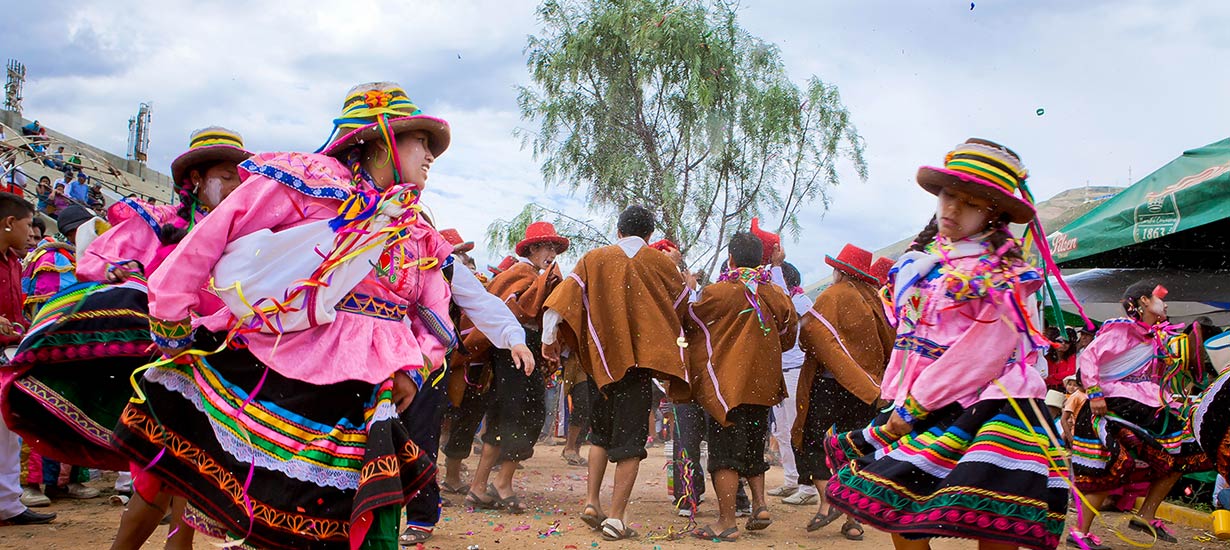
146,152,454,385
78,201,225,317
881,240,1048,413
1076,319,1164,408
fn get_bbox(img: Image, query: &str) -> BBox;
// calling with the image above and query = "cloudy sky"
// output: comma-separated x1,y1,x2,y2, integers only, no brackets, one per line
3,0,1228,283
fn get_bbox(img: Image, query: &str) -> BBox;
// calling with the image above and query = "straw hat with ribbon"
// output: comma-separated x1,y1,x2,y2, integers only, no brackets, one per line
169,127,252,196
916,138,1035,224
317,82,450,186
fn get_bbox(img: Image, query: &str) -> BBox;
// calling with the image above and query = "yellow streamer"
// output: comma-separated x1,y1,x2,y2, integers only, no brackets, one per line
991,380,1156,548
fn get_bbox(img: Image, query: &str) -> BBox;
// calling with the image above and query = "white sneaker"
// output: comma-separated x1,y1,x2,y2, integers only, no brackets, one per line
20,486,50,508
65,482,100,499
767,484,798,497
677,507,693,517
782,490,818,505
114,471,133,494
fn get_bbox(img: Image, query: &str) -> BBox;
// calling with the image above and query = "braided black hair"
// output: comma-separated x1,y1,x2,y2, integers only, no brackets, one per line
159,160,221,245
907,216,939,253
984,216,1025,262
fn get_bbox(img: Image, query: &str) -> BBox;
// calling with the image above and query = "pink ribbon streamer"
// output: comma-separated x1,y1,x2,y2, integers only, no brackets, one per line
568,273,614,383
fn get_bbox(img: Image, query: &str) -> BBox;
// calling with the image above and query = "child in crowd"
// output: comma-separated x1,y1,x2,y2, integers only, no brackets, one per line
824,139,1069,550
1071,281,1213,548
464,221,566,514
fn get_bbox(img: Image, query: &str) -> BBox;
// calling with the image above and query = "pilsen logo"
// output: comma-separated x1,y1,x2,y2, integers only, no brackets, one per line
1050,231,1079,257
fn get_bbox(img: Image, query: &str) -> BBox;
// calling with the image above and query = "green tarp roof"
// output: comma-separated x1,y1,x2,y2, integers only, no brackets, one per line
1048,137,1230,270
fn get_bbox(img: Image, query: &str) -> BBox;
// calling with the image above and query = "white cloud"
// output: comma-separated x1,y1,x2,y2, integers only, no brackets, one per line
4,0,1228,284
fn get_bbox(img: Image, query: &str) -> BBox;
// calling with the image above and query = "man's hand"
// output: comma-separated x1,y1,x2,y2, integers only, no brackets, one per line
542,341,561,366
0,316,16,338
1089,397,1108,416
392,371,418,413
106,261,142,283
770,243,786,267
883,410,912,439
682,268,698,291
511,344,536,376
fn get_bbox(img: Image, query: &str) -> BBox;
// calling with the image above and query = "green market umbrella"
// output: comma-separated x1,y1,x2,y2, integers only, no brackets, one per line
1048,137,1230,270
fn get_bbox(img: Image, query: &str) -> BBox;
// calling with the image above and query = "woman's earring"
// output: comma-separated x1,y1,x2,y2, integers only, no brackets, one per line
3,228,9,232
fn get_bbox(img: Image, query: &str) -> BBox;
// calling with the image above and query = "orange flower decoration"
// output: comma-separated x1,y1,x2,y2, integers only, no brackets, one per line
364,90,393,109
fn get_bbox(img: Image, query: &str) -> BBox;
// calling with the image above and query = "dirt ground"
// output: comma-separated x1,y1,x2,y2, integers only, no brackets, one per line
0,442,1226,550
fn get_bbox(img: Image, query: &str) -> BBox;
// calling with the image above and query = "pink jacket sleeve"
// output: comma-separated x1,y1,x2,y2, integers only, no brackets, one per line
1076,324,1123,392
906,299,1022,412
77,217,161,282
147,177,330,323
405,229,456,370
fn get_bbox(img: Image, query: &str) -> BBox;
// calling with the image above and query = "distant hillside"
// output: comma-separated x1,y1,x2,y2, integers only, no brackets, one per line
803,185,1123,297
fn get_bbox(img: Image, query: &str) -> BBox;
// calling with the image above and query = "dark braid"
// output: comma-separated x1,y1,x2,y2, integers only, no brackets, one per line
908,216,939,252
1121,279,1158,321
159,161,220,245
984,215,1025,262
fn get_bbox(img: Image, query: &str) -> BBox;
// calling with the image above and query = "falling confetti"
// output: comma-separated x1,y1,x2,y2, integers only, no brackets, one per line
1036,108,1046,116
970,2,975,9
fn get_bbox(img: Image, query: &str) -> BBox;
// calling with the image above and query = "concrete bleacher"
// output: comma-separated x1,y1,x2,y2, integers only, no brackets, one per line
0,112,174,233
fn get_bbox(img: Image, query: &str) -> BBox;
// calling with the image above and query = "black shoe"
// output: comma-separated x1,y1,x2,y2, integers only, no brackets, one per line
3,509,56,525
1066,532,1110,550
1128,517,1178,544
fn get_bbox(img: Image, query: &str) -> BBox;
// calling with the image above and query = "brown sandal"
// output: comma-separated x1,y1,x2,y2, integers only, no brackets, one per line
841,518,865,541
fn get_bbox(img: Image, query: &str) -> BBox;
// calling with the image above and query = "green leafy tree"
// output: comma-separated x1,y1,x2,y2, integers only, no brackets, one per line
495,0,868,275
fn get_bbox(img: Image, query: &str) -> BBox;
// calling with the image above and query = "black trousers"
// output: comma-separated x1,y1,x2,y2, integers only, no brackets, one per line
441,366,492,460
589,368,653,462
671,402,708,505
568,379,594,434
793,376,876,485
481,330,545,462
403,377,447,529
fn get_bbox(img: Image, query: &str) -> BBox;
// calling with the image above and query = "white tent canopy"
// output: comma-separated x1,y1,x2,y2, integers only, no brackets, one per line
1051,268,1230,326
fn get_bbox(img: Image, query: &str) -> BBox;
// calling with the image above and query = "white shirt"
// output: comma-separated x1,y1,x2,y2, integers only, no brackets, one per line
542,236,647,345
450,261,526,349
770,266,810,371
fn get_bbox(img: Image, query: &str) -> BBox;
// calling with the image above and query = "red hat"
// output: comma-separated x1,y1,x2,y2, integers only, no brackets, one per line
488,255,516,275
825,244,877,285
515,221,570,258
869,257,895,286
439,228,474,253
649,239,678,253
749,217,780,265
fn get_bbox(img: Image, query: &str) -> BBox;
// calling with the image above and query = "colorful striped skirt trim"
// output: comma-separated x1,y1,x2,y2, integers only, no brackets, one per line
112,330,436,550
1071,396,1212,493
825,399,1069,550
0,279,155,471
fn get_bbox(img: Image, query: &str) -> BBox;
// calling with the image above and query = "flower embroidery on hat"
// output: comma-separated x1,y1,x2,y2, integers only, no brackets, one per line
364,90,393,109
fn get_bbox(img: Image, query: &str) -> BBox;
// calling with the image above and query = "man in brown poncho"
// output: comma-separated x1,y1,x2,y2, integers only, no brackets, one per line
792,245,894,540
683,232,798,542
541,205,690,541
464,222,569,513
